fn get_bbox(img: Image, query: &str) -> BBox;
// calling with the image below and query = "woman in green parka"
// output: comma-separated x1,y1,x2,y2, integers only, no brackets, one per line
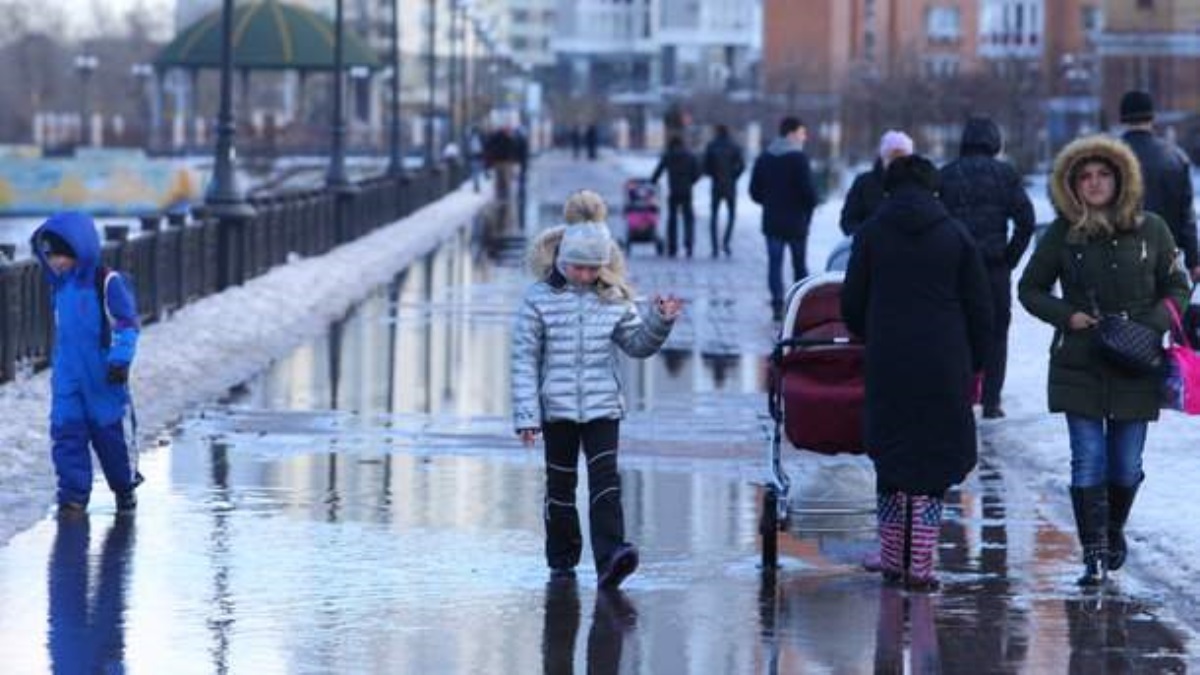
1018,134,1191,585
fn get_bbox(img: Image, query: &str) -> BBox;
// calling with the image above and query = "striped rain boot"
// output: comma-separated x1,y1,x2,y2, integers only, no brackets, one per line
877,491,907,583
905,494,944,591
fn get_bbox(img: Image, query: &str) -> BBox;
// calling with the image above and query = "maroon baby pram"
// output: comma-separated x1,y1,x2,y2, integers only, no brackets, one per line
761,271,871,570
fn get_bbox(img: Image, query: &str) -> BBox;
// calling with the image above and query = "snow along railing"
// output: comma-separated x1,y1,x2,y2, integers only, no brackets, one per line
0,162,471,383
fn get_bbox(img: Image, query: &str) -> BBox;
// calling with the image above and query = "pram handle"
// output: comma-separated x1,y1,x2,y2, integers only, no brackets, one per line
773,336,859,351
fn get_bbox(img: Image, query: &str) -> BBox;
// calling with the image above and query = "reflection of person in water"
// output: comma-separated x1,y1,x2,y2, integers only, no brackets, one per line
1065,596,1187,671
48,516,136,674
874,587,940,674
541,580,636,675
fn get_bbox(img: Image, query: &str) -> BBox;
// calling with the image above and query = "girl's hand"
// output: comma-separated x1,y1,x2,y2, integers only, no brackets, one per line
655,294,684,321
518,428,540,448
1068,311,1098,331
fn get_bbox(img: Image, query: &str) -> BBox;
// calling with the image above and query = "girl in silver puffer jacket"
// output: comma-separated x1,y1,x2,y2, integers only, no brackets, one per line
511,191,682,588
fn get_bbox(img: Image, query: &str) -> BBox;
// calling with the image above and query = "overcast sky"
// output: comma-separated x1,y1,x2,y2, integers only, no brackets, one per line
63,0,176,40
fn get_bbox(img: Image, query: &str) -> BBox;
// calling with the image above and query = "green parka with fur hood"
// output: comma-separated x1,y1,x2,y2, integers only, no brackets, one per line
510,224,674,432
1018,135,1192,420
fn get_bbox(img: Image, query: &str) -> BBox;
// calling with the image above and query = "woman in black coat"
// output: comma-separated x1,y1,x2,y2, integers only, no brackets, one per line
840,155,993,590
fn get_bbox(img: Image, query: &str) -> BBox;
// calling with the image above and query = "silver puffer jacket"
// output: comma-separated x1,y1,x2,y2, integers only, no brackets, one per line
510,226,674,430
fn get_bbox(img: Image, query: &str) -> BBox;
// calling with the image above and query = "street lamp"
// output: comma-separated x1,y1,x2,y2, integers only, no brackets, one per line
204,0,255,219
386,0,404,176
326,0,353,191
74,54,99,147
425,0,438,167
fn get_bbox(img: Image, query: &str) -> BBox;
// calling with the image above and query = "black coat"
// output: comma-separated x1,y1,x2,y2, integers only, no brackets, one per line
939,119,1036,269
652,148,702,197
1122,129,1199,269
749,138,818,239
839,160,886,236
703,135,745,197
841,186,993,494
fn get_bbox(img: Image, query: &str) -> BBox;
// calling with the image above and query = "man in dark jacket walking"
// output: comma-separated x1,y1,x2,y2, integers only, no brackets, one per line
1119,90,1199,281
651,135,702,257
703,124,745,257
939,117,1036,419
749,116,819,320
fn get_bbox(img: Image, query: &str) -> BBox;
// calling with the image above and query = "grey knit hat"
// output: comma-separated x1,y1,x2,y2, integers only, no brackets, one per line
556,222,613,267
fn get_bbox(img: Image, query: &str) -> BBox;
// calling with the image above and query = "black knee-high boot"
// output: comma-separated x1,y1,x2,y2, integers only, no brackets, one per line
1070,485,1108,586
1107,479,1141,571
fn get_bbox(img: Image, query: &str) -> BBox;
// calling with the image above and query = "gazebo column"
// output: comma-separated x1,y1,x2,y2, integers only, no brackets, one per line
187,69,200,154
239,69,252,142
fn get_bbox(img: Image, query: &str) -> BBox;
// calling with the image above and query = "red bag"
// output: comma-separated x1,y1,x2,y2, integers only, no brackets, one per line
1163,300,1200,415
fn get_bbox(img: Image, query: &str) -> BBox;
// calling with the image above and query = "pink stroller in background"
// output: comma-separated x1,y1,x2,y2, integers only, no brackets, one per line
622,178,664,255
761,271,873,571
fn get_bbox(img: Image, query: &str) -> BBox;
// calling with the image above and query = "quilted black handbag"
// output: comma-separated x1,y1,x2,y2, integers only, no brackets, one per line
1070,243,1165,377
1093,313,1164,376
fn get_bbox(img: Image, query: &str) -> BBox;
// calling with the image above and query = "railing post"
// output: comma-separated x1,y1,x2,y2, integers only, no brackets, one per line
0,258,16,383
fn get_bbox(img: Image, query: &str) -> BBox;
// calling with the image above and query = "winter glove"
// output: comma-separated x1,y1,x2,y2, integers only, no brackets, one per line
106,363,129,385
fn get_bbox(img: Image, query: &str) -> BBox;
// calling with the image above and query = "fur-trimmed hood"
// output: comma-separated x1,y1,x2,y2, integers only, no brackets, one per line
526,224,632,301
1050,134,1145,241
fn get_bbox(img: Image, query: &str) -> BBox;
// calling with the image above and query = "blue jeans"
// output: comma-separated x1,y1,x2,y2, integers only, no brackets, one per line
1065,414,1147,488
766,234,809,307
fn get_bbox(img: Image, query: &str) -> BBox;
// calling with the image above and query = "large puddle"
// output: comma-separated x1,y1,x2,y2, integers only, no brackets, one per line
1,219,1194,672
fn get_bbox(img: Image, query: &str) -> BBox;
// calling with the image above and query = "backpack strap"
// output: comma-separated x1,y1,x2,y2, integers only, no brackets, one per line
95,265,116,350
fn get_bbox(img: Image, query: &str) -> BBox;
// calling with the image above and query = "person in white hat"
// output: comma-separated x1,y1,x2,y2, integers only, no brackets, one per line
840,129,915,238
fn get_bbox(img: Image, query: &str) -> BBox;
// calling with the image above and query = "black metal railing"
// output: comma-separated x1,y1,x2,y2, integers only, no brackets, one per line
0,162,469,383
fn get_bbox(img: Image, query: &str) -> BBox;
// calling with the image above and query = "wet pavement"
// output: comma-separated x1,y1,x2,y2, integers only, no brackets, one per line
1,152,1197,673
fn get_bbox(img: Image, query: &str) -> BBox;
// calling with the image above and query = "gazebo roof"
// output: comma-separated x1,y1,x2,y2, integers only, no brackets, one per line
155,0,380,72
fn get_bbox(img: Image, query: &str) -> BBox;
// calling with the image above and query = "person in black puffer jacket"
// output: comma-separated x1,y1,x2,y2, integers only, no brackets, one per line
939,117,1036,419
651,136,702,257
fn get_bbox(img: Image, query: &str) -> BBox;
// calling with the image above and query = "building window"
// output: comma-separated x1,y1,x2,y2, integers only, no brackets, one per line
926,6,961,43
1082,6,1101,33
1137,0,1154,9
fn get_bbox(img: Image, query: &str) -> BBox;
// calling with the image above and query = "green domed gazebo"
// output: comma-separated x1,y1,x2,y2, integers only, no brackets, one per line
156,0,379,72
150,0,384,155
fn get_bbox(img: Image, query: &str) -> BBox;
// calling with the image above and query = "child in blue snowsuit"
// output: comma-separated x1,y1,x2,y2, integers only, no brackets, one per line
32,212,142,514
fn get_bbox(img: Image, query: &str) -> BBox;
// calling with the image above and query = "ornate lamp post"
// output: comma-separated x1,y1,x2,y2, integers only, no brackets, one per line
425,0,438,167
326,0,353,191
74,54,99,147
386,0,405,176
204,0,254,219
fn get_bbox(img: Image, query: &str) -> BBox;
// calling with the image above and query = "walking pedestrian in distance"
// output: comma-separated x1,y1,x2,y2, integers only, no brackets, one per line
749,116,819,321
703,124,746,257
651,135,702,258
